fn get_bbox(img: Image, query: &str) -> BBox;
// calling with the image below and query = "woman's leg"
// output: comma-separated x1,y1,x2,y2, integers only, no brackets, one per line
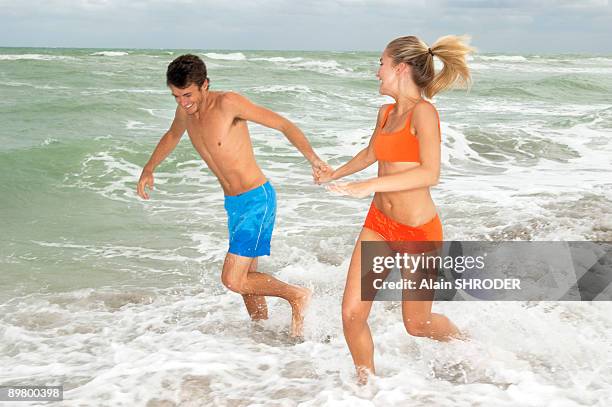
342,227,388,382
400,260,461,340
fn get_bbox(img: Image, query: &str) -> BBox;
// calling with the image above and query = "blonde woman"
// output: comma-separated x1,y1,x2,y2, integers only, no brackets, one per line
316,35,473,381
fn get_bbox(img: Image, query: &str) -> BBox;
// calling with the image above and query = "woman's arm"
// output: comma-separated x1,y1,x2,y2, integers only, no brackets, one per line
316,105,389,184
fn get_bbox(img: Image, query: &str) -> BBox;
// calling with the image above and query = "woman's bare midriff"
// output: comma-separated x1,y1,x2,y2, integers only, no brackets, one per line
373,161,438,227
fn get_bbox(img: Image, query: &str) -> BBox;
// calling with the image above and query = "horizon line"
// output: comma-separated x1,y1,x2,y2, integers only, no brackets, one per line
1,45,611,56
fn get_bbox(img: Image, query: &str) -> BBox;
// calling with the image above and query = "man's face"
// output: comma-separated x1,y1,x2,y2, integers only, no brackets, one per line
169,83,204,115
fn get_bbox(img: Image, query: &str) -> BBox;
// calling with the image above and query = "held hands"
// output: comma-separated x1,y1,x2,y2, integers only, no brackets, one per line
137,169,154,200
326,181,374,199
311,158,335,184
310,156,374,198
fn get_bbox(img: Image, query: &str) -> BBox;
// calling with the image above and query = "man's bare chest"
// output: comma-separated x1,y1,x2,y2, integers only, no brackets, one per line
185,117,247,158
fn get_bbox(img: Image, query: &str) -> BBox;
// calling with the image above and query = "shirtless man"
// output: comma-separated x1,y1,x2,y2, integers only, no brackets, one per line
136,54,328,337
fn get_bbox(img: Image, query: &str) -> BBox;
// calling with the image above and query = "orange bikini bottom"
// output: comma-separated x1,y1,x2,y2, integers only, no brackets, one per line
363,202,443,252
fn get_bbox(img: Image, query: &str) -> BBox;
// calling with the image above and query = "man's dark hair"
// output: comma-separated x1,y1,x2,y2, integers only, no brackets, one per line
166,54,208,89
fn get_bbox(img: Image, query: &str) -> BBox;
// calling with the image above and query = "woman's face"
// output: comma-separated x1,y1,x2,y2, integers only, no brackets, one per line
376,50,400,97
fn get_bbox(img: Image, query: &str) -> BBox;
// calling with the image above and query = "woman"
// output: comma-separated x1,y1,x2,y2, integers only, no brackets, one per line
316,35,473,382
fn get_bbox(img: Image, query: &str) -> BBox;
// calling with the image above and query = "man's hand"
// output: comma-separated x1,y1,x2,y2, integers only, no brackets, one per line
311,158,334,184
326,181,374,199
137,169,154,200
314,165,336,184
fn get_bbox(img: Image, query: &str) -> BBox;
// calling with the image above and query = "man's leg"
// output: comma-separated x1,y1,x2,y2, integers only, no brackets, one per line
221,252,311,337
241,258,268,320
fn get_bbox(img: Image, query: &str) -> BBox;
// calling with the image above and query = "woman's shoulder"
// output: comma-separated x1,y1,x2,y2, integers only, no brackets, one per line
376,103,394,121
378,103,395,113
413,99,439,123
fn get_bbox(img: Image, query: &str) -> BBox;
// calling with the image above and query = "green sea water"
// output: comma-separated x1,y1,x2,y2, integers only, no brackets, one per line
1,48,611,405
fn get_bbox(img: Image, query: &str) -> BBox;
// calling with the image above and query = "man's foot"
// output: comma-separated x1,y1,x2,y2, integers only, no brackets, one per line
249,302,269,321
289,287,311,338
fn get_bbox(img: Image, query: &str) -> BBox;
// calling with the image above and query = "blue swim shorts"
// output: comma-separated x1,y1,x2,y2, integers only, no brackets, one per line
224,181,277,258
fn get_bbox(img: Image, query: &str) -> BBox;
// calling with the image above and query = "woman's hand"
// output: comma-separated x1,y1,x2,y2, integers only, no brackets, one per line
326,180,374,198
312,159,335,184
314,165,336,184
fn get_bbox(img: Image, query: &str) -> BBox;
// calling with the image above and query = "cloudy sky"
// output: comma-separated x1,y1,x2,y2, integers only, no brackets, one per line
1,0,611,53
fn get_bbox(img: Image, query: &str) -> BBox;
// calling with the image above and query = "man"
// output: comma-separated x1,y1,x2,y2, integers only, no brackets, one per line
137,54,328,337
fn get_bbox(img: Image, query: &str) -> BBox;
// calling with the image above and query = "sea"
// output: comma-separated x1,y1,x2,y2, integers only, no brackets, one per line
1,48,611,406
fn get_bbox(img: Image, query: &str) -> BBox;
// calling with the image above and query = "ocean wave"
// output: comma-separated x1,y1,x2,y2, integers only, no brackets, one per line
41,138,60,146
468,58,612,74
90,51,129,57
286,59,355,76
125,120,161,131
0,54,77,61
247,55,354,75
250,57,304,63
0,81,71,90
473,86,540,99
249,85,312,94
581,56,612,63
534,75,608,93
478,55,528,62
469,63,490,70
32,240,195,264
79,88,167,96
202,52,246,61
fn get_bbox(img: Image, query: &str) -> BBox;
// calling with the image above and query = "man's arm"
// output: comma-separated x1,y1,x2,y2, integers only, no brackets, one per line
221,92,323,165
137,107,186,200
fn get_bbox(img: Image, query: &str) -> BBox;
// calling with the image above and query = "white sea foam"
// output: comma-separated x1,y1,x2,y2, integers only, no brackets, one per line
90,51,129,57
252,56,357,76
90,70,116,77
249,84,312,94
478,55,528,62
80,88,167,96
0,81,70,90
41,138,59,146
125,120,161,131
32,240,198,265
469,63,490,70
0,54,77,61
470,60,612,74
291,59,354,75
1,284,610,405
138,108,175,119
250,56,304,63
202,52,246,61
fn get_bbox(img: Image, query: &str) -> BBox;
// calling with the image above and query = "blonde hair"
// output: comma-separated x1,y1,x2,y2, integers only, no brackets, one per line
385,35,474,99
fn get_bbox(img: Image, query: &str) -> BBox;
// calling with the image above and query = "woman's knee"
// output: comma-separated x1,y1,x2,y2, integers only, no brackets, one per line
403,317,432,337
342,303,369,328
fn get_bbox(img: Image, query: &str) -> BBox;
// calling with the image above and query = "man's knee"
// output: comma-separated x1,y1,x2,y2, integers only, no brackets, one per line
221,270,246,293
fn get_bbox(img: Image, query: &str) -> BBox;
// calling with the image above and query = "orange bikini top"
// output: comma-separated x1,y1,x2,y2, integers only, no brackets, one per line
373,102,440,163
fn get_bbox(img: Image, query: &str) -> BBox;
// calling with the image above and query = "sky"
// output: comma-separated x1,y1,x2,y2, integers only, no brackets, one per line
0,0,611,53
